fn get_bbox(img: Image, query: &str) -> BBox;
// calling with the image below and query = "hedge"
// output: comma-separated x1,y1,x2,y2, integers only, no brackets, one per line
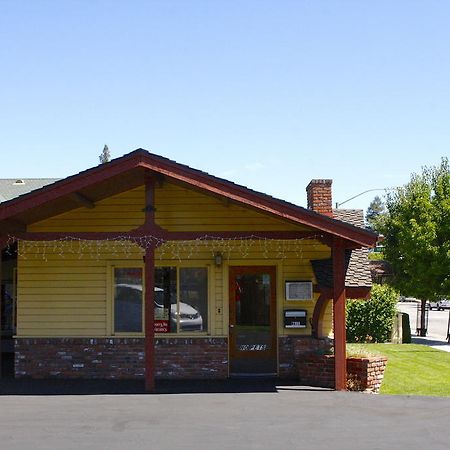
346,284,398,343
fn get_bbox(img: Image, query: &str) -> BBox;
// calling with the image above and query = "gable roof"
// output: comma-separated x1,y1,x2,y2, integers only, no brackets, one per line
0,149,377,247
0,179,60,203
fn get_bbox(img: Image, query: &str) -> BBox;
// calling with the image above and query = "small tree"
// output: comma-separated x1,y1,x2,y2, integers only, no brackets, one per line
365,195,385,231
99,145,111,164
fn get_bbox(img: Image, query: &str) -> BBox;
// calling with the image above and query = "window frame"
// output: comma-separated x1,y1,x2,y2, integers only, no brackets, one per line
109,262,145,337
107,261,211,337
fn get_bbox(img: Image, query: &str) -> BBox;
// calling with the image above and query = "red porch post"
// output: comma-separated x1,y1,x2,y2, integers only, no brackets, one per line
0,237,8,379
143,176,156,392
144,245,155,392
333,237,347,391
0,241,3,378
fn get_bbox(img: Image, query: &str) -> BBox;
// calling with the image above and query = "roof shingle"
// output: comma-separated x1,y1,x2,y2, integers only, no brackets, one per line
311,209,373,289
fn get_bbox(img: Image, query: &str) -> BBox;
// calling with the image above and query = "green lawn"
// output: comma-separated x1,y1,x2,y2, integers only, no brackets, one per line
347,343,450,397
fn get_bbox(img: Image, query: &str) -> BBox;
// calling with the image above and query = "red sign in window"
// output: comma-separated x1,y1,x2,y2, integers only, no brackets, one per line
155,320,169,333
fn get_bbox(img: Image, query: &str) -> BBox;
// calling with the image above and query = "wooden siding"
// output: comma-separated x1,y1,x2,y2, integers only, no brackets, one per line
27,182,312,233
17,239,332,338
17,241,143,337
27,186,145,232
155,183,311,232
18,181,333,338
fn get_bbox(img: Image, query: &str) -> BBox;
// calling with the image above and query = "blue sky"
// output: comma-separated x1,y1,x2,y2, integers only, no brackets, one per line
1,0,449,211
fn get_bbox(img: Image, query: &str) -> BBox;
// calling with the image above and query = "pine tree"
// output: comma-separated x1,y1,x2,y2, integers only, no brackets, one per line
99,145,111,164
365,195,385,231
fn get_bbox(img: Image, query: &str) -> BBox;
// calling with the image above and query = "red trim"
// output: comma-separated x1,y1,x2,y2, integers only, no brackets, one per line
312,287,371,338
144,245,155,392
138,158,377,247
333,237,347,391
144,177,156,392
0,153,142,220
346,287,371,299
311,294,327,338
0,150,377,248
11,230,322,242
316,286,370,299
0,250,2,378
0,237,8,250
144,176,156,227
161,231,320,241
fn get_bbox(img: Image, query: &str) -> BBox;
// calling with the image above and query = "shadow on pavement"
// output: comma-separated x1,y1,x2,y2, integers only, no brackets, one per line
0,378,331,396
411,336,450,348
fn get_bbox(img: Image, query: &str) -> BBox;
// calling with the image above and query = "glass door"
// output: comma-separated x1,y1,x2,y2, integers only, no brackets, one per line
229,266,277,375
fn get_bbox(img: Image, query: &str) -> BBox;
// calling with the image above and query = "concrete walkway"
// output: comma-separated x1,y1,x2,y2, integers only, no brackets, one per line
0,380,449,450
412,335,450,352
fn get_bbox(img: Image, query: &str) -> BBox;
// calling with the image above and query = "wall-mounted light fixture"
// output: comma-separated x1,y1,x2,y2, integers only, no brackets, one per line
214,252,223,267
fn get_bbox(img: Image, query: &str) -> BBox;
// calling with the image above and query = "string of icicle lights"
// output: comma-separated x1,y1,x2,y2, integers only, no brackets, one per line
5,234,325,262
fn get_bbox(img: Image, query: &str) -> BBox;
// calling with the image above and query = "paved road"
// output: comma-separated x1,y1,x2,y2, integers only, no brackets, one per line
397,301,450,352
397,301,449,339
0,388,449,450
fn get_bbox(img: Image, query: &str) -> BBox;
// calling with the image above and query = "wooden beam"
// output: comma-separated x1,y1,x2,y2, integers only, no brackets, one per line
71,192,95,209
311,293,328,338
162,230,321,241
12,229,321,243
154,173,165,188
333,237,347,391
0,219,27,233
311,287,371,338
0,246,2,378
144,177,156,226
144,245,155,392
144,177,156,392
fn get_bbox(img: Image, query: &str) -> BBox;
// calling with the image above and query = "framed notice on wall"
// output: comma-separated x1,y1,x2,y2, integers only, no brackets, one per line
285,281,313,301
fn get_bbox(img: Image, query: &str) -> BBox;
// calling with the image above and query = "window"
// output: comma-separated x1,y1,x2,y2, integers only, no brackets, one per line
114,267,143,333
112,265,208,334
155,267,208,333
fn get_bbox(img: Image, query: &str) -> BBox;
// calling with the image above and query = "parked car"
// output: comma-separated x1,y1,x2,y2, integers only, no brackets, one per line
428,299,450,311
115,283,203,331
399,296,420,302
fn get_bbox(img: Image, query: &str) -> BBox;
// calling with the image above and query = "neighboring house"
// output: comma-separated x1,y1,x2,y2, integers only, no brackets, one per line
0,150,377,390
0,178,60,203
369,260,393,285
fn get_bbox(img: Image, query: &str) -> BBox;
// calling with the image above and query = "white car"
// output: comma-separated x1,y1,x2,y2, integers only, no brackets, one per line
116,283,203,331
428,299,450,311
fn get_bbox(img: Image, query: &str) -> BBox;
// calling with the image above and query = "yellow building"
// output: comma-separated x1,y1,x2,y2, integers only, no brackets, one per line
0,150,376,390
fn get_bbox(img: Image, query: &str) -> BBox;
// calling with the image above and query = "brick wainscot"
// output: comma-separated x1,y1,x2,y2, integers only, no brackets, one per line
15,337,228,380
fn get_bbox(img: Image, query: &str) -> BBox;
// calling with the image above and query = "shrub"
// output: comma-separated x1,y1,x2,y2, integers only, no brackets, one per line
346,284,398,343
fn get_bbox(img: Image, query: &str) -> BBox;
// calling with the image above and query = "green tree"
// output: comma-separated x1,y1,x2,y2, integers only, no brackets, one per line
365,195,385,231
380,158,450,335
99,145,111,164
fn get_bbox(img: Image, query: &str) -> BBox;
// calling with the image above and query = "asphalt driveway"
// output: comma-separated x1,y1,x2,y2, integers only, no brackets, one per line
0,381,449,450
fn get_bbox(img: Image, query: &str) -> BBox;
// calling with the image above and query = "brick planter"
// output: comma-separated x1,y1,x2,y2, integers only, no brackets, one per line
278,336,333,379
297,354,388,393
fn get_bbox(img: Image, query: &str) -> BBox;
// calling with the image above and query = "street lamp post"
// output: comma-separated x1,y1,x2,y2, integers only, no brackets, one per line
335,189,385,209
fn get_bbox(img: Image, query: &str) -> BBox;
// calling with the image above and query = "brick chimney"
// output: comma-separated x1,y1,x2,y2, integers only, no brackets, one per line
306,179,333,216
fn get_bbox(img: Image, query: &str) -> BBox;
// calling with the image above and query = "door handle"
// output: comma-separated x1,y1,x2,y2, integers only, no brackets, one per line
229,324,235,329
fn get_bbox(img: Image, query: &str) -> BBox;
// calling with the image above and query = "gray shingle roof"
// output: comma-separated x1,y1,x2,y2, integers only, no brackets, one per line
311,209,372,289
0,179,60,203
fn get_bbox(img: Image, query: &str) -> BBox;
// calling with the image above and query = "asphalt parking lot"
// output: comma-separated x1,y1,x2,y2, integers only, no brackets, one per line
0,383,449,450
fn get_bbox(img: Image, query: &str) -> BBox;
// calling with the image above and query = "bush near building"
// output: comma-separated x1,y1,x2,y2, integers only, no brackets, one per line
346,284,398,343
